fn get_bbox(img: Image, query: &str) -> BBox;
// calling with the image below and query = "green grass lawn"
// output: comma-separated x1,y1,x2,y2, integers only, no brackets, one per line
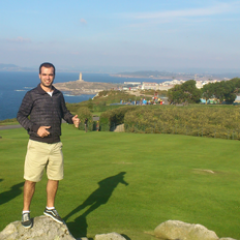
0,125,240,240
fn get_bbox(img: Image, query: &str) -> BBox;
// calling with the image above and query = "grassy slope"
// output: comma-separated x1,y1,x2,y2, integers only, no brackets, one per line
0,120,18,126
0,125,240,240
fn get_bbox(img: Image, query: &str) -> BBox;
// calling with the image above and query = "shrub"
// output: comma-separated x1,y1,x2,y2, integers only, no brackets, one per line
76,107,93,131
100,106,138,131
124,105,240,140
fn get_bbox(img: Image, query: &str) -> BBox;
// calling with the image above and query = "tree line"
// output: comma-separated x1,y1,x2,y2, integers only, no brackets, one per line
167,78,240,105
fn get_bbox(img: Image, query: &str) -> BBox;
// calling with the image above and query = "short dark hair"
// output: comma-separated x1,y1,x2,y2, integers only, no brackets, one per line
39,62,55,75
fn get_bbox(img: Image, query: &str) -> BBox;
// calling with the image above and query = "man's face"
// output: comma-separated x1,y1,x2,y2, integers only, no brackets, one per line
39,66,55,88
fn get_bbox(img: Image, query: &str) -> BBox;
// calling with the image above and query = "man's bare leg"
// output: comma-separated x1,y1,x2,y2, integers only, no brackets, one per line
46,179,59,207
23,180,36,211
22,180,35,228
44,180,63,224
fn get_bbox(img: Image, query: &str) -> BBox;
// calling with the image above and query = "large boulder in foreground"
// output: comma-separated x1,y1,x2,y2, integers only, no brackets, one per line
0,215,75,240
154,220,237,240
95,232,126,240
219,238,237,240
154,220,218,240
0,216,127,240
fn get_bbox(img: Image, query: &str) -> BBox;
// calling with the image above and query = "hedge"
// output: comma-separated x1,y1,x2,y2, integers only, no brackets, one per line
124,106,240,140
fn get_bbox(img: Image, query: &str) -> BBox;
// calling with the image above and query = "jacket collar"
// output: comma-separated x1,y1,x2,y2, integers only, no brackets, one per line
37,84,60,95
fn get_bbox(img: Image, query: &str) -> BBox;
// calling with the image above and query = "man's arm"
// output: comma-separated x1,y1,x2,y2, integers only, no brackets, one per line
17,92,40,133
60,93,80,127
60,94,74,123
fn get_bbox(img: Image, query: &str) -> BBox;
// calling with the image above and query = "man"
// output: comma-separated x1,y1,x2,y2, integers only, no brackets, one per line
17,62,80,228
84,118,88,132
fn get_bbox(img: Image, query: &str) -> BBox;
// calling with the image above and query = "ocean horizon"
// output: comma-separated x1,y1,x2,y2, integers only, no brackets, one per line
0,71,167,120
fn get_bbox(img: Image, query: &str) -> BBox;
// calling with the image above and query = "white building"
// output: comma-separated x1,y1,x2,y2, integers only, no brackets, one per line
142,82,158,90
124,82,141,85
196,81,203,89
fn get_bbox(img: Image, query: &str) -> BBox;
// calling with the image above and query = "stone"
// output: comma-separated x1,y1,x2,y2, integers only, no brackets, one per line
154,220,219,240
94,232,126,240
219,238,237,240
114,124,125,132
0,215,76,240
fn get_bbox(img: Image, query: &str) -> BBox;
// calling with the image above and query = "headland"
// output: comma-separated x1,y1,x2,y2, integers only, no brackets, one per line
54,73,120,95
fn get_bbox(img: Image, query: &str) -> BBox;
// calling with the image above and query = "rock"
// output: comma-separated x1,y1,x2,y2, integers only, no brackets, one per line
0,215,76,240
154,220,219,240
219,238,237,240
94,232,126,240
114,124,125,132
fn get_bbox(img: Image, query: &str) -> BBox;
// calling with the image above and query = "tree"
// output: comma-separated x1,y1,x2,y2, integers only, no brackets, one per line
181,80,201,103
77,107,93,130
201,78,240,104
167,85,184,105
202,83,214,104
213,82,226,103
167,80,201,105
87,98,93,111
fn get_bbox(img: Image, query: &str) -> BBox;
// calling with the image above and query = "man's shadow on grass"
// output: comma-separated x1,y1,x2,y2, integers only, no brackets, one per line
0,180,25,205
65,172,129,238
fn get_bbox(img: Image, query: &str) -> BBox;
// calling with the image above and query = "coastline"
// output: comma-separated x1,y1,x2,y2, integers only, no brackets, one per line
110,74,173,80
110,74,222,82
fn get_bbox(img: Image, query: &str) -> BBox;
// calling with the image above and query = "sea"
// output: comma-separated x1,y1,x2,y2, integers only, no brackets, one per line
0,71,167,120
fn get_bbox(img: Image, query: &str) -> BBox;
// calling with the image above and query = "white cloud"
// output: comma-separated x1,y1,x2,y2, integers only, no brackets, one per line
123,2,239,20
80,18,87,24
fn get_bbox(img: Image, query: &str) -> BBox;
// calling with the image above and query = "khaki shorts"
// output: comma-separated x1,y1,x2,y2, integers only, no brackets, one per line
24,140,64,182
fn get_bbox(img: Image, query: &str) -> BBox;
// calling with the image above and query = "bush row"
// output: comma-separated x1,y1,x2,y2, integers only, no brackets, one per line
123,106,240,140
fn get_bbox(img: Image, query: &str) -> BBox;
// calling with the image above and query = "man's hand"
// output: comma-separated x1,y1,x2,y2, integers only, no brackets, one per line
37,126,51,138
72,115,80,128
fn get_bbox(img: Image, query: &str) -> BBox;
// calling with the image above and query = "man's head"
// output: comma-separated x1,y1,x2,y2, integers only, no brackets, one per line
39,62,55,90
39,62,55,75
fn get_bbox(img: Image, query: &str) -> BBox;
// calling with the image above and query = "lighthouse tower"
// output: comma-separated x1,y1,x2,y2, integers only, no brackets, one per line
79,72,84,82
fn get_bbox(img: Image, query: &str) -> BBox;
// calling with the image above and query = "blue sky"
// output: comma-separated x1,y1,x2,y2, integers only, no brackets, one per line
0,0,240,73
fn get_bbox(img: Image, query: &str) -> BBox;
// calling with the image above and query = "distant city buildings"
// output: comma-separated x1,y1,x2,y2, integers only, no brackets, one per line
142,82,158,90
124,82,141,85
122,79,186,90
122,79,221,91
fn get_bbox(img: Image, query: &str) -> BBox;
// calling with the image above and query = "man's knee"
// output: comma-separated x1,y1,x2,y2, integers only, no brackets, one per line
24,180,36,188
